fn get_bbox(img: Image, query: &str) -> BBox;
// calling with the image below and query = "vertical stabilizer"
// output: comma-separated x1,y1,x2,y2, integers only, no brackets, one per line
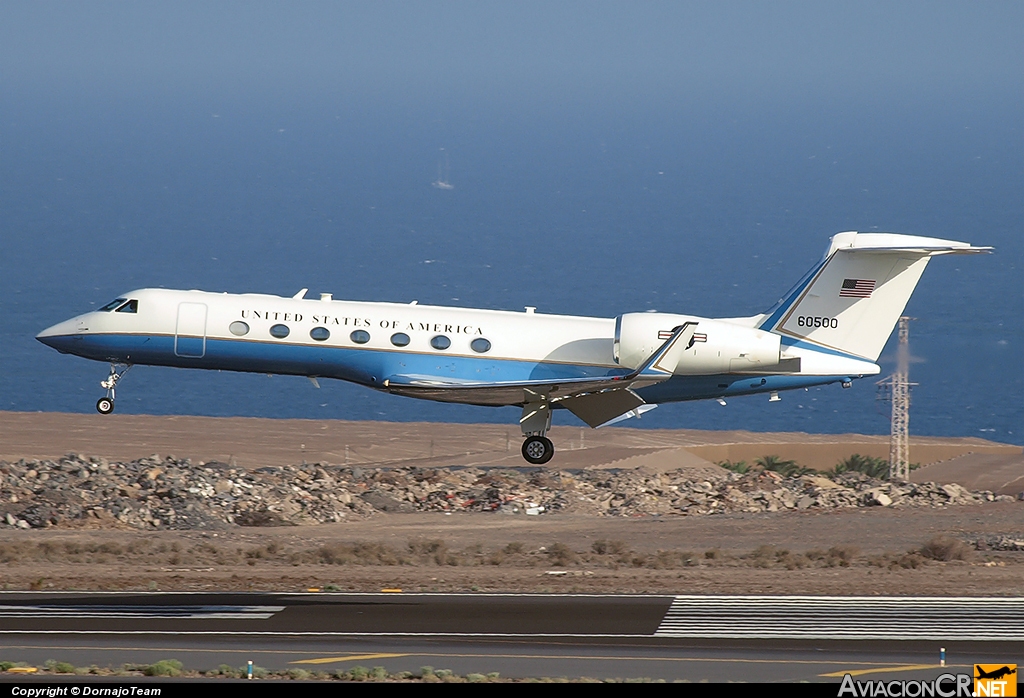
758,232,990,361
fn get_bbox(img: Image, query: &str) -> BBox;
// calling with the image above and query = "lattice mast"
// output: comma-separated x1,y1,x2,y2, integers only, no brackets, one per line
886,317,912,481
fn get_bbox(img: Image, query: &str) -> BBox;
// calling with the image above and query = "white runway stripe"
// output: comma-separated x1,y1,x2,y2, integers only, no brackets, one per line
655,595,1024,640
0,605,284,620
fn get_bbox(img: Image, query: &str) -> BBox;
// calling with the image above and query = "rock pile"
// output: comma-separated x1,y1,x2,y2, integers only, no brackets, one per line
975,535,1024,551
0,454,1015,530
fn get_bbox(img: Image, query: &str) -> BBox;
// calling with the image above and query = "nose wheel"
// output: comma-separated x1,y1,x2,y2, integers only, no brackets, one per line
522,435,554,465
96,363,131,415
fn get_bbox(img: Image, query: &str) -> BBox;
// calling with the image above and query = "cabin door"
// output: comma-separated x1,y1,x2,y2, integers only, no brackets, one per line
175,302,207,358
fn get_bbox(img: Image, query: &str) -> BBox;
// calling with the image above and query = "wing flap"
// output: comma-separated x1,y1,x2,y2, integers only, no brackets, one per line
381,373,636,406
558,389,646,428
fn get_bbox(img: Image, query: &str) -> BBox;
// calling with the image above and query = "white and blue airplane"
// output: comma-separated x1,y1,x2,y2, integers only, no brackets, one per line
37,232,988,464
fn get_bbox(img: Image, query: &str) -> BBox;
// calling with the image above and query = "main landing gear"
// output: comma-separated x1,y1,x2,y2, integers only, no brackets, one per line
522,435,554,465
96,363,131,415
520,397,555,464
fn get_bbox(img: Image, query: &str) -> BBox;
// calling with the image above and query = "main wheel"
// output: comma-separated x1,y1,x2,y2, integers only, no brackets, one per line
522,435,554,464
96,397,114,414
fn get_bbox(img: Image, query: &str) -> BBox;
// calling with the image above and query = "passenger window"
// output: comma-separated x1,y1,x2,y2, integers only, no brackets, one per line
310,327,330,341
115,299,138,313
390,332,410,347
100,298,127,312
229,321,250,336
269,324,290,339
471,338,491,353
350,330,370,344
430,335,451,350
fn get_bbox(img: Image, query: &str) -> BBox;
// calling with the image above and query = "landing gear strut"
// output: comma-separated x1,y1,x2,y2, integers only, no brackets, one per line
520,396,555,464
97,363,131,415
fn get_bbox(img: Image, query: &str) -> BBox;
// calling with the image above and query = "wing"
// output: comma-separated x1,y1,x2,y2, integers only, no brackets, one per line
381,323,698,425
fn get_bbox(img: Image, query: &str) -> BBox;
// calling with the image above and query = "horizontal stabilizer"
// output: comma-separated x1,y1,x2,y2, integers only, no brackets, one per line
759,232,991,361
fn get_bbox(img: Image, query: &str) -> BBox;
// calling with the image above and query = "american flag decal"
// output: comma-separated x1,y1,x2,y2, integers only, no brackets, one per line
839,278,875,298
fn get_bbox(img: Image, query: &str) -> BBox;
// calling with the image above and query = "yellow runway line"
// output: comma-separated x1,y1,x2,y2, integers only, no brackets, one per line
293,651,900,668
820,664,959,677
292,653,409,665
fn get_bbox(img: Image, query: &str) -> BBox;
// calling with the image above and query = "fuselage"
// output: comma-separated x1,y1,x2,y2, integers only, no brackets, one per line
36,287,878,407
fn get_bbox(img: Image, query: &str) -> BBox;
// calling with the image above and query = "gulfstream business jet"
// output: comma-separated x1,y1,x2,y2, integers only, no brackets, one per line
37,232,989,464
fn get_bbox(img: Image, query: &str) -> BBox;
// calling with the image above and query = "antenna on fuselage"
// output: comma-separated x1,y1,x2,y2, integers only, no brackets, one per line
292,288,308,299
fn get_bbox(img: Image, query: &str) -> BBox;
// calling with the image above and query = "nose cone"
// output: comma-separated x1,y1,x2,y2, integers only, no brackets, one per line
36,317,86,354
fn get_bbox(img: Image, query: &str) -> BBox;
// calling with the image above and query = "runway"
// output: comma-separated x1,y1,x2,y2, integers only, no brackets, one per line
0,593,1019,682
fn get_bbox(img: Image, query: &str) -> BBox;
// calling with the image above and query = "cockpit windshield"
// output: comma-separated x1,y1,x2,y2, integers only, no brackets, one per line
99,298,138,313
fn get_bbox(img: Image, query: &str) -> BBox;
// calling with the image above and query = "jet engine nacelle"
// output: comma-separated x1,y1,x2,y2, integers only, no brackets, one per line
614,313,782,375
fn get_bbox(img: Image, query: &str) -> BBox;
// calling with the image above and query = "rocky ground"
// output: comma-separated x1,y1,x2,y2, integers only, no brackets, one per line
1,453,1016,531
1,453,1023,595
1,413,1022,595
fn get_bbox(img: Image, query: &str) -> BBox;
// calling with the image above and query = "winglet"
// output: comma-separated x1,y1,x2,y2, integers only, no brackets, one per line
628,322,697,380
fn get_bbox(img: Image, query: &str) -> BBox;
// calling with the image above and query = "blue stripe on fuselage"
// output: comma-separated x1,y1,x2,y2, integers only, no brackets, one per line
40,333,629,387
41,332,858,406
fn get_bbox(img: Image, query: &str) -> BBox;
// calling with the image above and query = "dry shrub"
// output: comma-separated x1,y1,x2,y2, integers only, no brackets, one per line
900,553,924,569
771,550,808,570
827,545,860,566
126,539,151,554
591,539,629,556
318,542,404,565
649,550,696,569
408,539,457,565
867,552,927,569
546,543,576,566
919,536,972,562
745,546,818,570
408,538,445,555
749,545,777,568
0,542,30,563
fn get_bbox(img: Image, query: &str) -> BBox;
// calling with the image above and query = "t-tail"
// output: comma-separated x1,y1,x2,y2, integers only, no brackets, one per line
757,232,991,361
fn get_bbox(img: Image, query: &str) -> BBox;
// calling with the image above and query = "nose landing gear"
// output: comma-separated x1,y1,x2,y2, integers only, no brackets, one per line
96,363,131,414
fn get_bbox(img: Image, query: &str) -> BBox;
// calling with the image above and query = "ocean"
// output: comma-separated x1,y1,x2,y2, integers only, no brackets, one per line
1,86,1021,445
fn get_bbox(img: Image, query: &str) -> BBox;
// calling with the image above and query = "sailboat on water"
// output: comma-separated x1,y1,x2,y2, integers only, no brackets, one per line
432,150,454,190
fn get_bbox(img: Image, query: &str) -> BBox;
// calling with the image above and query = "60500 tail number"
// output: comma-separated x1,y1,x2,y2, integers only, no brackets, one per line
797,316,838,328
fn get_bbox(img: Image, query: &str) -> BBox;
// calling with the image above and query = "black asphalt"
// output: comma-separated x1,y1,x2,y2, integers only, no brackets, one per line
0,592,673,635
0,593,1019,682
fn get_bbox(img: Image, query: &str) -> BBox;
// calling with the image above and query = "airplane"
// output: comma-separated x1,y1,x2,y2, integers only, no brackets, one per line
975,666,1016,681
37,231,989,464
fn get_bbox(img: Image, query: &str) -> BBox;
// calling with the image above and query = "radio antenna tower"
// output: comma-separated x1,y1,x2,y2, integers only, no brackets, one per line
877,317,915,481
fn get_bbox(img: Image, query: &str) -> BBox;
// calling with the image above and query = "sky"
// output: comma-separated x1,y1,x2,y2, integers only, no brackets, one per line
2,2,1021,104
0,2,1021,440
